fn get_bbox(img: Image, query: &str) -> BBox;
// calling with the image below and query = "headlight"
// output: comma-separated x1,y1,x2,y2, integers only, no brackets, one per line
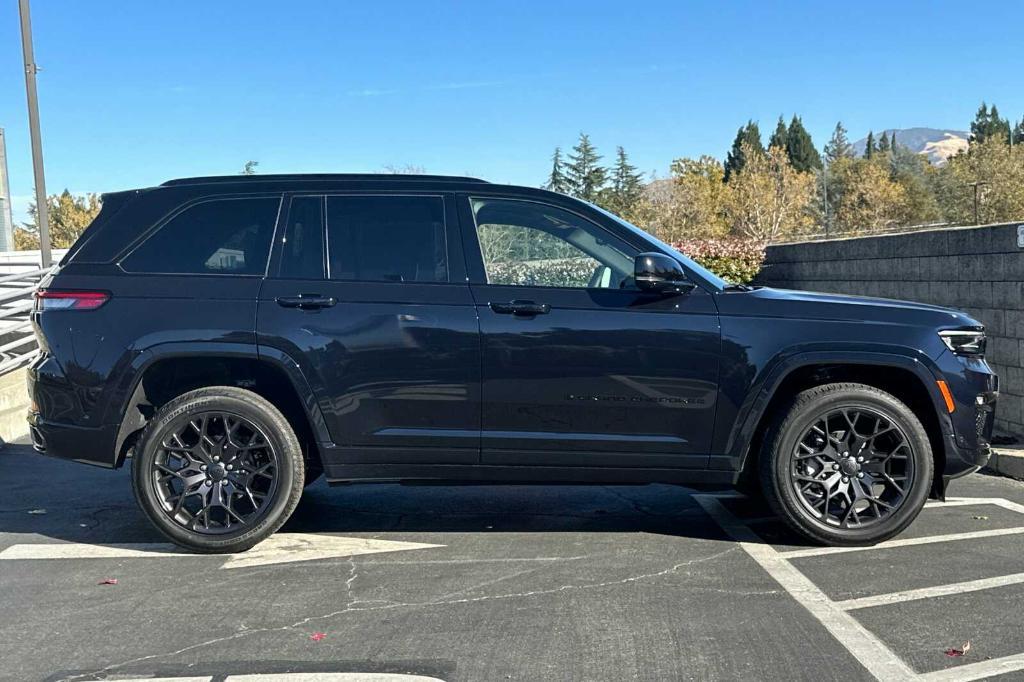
939,328,986,357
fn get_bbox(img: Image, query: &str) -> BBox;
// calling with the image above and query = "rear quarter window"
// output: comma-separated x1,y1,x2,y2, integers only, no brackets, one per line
121,197,281,275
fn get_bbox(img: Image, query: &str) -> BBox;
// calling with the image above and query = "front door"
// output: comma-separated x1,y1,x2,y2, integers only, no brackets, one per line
459,195,720,469
257,193,481,467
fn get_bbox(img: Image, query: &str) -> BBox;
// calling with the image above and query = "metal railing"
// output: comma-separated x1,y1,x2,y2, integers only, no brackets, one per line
0,267,46,375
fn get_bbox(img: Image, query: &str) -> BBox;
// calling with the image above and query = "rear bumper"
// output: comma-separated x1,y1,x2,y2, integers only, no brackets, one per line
28,412,119,468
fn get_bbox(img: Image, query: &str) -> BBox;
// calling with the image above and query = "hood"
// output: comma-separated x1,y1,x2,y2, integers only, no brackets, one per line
726,286,980,328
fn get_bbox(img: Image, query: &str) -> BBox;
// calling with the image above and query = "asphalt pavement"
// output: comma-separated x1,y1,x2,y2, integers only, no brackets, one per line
3,442,1024,682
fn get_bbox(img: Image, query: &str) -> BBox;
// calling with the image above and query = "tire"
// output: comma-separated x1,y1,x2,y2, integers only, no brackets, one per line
759,382,933,546
131,386,304,553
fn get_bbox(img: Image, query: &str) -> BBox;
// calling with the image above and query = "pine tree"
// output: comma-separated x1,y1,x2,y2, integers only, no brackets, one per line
878,131,891,153
864,131,876,159
602,146,645,217
565,133,607,202
543,147,569,193
785,115,822,172
824,122,854,162
1013,117,1024,146
769,116,788,150
723,121,764,182
970,102,1012,144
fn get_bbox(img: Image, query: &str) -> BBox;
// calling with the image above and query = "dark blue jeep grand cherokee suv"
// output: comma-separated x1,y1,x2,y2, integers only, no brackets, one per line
27,174,997,552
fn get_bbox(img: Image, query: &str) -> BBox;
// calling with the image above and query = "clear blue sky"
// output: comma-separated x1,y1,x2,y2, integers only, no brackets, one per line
2,0,1023,224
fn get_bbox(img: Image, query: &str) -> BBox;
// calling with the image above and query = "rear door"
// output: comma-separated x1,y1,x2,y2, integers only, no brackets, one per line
257,192,481,467
459,194,721,469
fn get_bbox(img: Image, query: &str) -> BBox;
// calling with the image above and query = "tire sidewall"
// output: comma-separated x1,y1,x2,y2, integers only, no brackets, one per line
131,388,304,553
768,387,933,545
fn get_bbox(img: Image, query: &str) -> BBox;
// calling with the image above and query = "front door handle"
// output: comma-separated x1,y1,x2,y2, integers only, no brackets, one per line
276,295,337,310
490,300,551,316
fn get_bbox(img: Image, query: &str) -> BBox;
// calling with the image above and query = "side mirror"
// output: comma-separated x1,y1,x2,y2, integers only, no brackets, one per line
634,252,693,293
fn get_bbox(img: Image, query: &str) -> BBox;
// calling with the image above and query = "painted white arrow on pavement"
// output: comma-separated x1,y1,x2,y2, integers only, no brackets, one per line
0,533,444,569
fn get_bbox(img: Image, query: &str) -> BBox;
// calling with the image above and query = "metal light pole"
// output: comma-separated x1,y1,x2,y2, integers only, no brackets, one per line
968,181,990,225
18,0,52,268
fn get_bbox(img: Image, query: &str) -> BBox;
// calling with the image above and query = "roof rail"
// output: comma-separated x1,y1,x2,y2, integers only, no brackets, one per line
160,173,488,187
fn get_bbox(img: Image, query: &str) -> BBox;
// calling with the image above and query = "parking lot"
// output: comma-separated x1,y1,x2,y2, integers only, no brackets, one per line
3,442,1024,682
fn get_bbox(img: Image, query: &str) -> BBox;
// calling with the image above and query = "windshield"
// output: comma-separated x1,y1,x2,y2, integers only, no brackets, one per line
588,204,730,290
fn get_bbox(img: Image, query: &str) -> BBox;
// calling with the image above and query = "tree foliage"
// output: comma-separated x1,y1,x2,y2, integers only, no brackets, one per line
723,121,764,182
724,143,816,241
970,102,1011,145
565,133,607,203
601,147,645,221
784,115,822,172
768,116,788,151
824,122,854,163
14,190,101,250
827,157,906,232
933,136,1024,224
543,147,570,193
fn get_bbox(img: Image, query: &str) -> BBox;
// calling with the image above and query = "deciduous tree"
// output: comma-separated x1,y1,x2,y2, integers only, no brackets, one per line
724,142,815,241
14,190,101,250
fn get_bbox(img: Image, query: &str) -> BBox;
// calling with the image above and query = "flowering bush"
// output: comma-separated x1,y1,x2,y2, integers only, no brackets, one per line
671,237,766,284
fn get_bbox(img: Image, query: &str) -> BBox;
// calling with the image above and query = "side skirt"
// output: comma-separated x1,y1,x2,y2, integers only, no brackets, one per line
324,463,738,486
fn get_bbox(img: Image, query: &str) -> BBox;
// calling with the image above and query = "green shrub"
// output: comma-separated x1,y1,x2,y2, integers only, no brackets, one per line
671,238,766,284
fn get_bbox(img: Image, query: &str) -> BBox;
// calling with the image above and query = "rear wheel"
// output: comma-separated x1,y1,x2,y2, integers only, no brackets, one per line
131,386,304,553
759,382,933,546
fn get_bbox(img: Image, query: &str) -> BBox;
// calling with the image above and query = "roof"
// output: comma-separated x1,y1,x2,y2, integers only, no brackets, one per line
160,173,488,187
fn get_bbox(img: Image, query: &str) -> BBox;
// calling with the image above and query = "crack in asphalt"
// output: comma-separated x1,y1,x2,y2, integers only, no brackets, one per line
60,546,739,682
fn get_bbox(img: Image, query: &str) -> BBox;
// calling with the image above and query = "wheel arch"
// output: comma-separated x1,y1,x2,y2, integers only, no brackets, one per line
112,343,329,468
731,351,953,498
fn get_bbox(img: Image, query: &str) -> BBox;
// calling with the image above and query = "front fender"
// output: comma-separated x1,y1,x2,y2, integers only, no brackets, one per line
721,347,953,473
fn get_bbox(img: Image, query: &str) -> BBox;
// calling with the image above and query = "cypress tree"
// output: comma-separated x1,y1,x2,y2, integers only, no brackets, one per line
565,133,607,202
864,131,876,159
878,131,891,153
769,116,788,150
543,147,569,193
824,122,854,162
723,120,764,182
785,115,822,172
970,102,1012,144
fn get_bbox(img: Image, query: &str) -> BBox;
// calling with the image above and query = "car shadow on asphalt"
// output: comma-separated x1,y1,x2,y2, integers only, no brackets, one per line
1,443,817,547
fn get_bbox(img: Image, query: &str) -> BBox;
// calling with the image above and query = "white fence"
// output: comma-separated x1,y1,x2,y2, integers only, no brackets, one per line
0,250,66,375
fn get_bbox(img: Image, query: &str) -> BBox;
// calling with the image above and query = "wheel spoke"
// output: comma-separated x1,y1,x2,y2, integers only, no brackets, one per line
791,406,915,530
151,409,281,536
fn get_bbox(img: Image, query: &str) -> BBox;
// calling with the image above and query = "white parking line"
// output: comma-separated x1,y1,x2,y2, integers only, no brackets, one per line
918,652,1024,681
693,494,917,680
779,526,1024,559
0,534,444,569
697,493,1024,681
114,671,446,675
836,571,1024,611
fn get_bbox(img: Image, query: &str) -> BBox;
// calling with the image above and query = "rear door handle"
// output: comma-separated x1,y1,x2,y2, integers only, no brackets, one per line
490,300,551,316
276,295,337,310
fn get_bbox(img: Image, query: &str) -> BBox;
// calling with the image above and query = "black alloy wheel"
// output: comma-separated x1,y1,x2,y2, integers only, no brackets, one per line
132,386,305,553
760,382,933,546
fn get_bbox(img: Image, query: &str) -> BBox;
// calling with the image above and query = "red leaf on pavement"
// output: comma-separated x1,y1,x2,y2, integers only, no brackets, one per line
310,632,326,642
97,578,118,585
944,641,971,657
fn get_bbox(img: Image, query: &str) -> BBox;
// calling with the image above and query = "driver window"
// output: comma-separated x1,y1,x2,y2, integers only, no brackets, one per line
471,198,636,289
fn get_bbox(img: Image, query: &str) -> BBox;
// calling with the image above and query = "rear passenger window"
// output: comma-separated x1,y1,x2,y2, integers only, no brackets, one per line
122,197,280,275
326,196,447,283
278,196,324,279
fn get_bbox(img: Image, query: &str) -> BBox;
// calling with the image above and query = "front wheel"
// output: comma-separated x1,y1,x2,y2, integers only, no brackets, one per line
131,386,304,553
760,382,933,546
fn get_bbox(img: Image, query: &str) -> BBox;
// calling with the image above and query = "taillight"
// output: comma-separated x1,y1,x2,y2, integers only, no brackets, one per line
34,290,110,311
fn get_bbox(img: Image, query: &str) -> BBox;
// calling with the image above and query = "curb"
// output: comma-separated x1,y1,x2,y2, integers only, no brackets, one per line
989,446,1024,481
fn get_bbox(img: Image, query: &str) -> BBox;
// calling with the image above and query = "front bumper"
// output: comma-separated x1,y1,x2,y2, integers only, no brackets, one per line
28,412,119,468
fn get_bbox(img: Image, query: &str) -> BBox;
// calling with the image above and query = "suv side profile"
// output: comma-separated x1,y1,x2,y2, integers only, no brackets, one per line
28,174,997,552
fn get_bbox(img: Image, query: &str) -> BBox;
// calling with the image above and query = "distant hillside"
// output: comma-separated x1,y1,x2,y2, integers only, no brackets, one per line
851,127,968,165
